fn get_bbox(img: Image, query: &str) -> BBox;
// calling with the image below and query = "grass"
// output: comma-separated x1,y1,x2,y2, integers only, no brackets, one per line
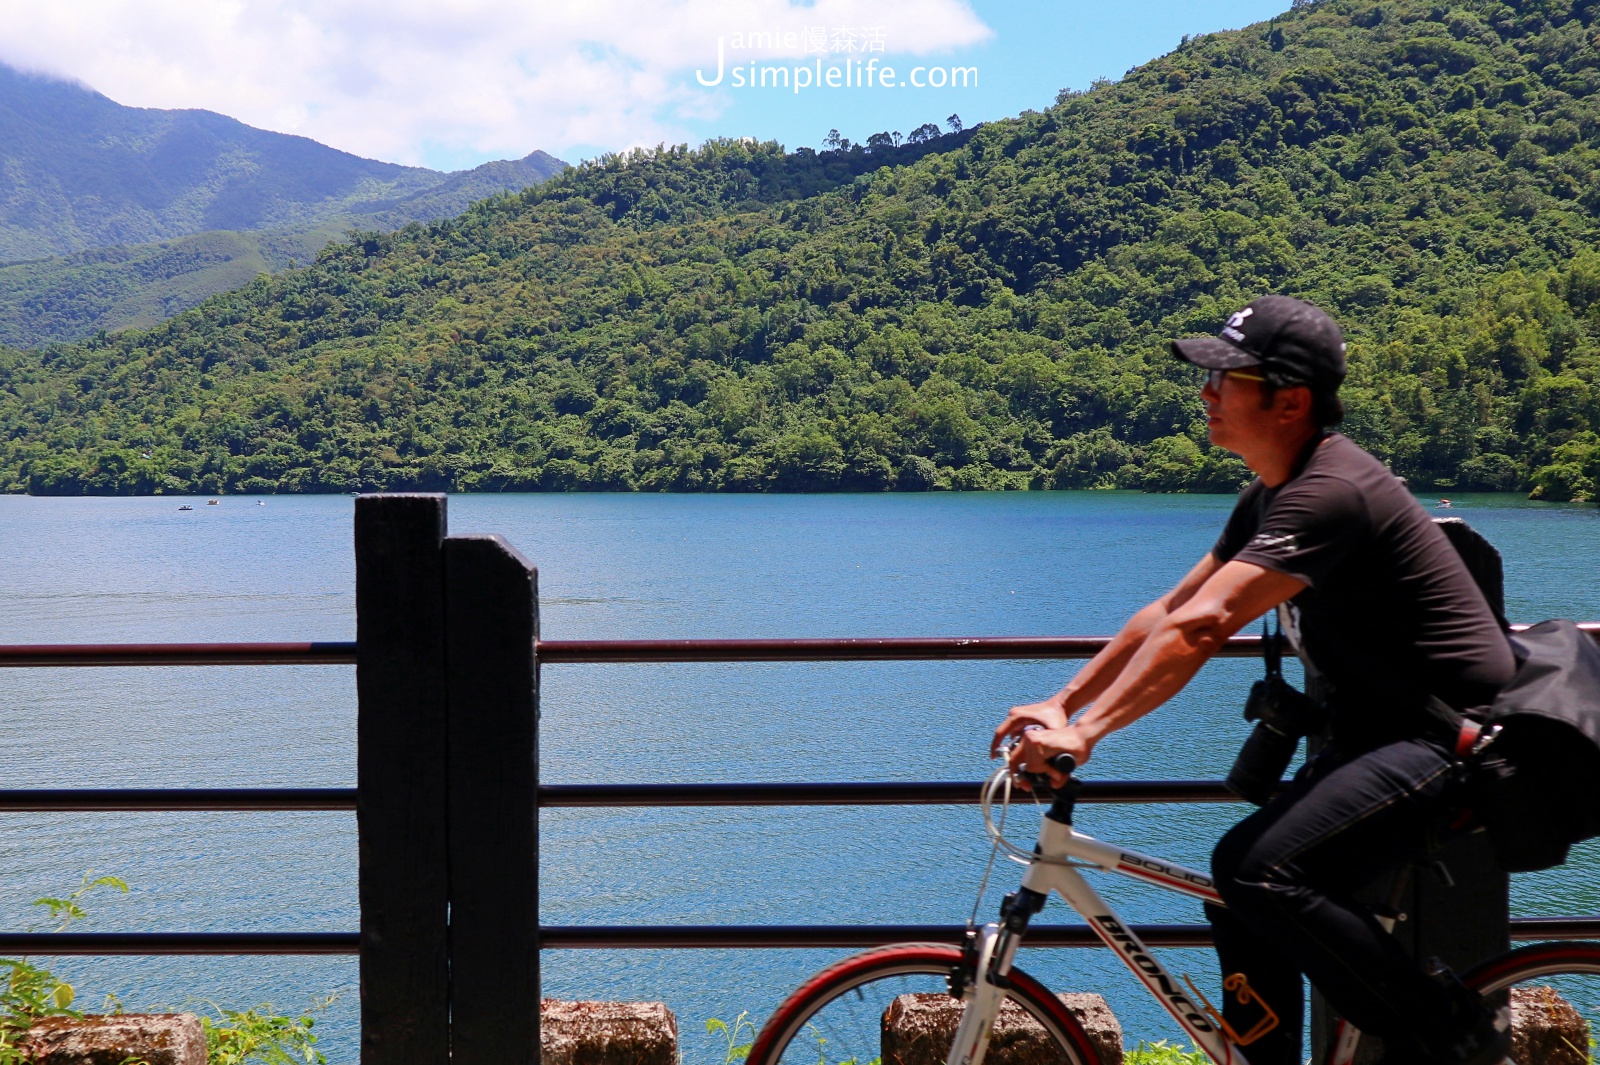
0,873,331,1065
1124,1040,1212,1065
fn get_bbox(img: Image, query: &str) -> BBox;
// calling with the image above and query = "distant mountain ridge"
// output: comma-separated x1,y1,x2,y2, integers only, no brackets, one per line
0,62,565,262
0,63,565,345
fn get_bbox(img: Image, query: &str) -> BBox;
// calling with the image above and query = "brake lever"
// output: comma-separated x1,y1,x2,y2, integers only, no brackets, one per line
1017,770,1058,795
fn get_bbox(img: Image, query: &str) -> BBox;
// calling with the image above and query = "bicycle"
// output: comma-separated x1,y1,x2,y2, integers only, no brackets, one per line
746,754,1600,1065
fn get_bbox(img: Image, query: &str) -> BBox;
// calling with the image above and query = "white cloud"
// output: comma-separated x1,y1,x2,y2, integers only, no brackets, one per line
0,0,991,169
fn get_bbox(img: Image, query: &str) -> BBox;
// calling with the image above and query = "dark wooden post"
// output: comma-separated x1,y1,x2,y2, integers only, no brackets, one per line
444,535,541,1065
355,494,451,1065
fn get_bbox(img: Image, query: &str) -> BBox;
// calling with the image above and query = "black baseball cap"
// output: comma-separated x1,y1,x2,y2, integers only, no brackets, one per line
1171,295,1346,392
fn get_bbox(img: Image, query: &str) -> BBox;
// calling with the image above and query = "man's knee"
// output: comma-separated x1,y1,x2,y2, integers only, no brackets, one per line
1212,818,1294,912
1213,815,1270,887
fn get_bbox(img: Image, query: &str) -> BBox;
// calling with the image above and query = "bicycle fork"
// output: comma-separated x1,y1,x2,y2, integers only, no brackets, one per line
947,888,1048,1065
945,921,1025,1065
947,923,1005,1065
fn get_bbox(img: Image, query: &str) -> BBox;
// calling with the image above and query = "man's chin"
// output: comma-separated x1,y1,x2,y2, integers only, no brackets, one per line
1208,427,1247,459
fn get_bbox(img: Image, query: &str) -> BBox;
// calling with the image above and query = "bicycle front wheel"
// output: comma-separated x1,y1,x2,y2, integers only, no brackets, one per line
746,943,1103,1065
1465,940,1600,1064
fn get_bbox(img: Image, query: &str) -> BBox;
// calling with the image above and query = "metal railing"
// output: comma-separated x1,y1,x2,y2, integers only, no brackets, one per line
1,494,1594,1065
5,624,1600,958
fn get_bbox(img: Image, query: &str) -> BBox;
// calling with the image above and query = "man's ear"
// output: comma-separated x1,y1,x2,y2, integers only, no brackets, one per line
1276,384,1314,424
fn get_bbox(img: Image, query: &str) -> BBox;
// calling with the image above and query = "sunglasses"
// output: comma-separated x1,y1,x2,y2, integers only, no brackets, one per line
1205,368,1268,388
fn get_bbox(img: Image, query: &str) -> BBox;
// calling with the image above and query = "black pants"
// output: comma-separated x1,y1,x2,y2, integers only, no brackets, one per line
1206,737,1469,1065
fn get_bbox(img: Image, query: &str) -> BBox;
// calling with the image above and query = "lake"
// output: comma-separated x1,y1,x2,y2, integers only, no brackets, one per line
0,491,1596,1063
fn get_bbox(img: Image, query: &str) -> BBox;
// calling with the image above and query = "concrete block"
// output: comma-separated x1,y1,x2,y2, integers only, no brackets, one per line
17,1013,205,1065
883,991,1122,1065
1058,994,1124,1065
1511,985,1590,1065
541,999,678,1065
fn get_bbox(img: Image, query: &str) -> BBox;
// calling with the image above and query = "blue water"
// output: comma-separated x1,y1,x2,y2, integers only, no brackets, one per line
0,492,1595,1063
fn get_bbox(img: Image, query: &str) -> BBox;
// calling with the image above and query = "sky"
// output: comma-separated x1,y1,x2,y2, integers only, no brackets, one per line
0,0,1291,173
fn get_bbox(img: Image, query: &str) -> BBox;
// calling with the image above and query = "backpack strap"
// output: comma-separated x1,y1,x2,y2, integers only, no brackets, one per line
1261,615,1282,679
1420,693,1491,760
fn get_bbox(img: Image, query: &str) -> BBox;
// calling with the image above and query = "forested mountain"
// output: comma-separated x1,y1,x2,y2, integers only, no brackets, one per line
0,65,565,344
2,0,1598,499
0,150,566,348
0,63,567,261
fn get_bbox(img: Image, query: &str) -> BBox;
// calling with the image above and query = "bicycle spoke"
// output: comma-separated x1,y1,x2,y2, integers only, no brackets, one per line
769,971,948,1065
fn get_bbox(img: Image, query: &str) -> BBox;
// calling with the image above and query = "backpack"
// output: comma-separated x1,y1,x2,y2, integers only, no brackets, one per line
1470,619,1600,872
1430,519,1600,872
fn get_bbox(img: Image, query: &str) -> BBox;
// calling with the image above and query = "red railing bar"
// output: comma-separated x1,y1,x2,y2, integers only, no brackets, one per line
0,781,1243,811
537,924,1209,949
533,623,1598,663
0,932,359,955
0,789,357,811
538,916,1600,949
0,636,1190,666
3,918,1595,956
536,781,1245,807
1,625,1592,667
533,635,1259,663
0,642,358,667
1504,917,1600,940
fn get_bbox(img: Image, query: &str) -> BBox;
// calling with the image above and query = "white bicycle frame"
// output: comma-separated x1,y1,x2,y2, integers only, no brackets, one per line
949,804,1371,1065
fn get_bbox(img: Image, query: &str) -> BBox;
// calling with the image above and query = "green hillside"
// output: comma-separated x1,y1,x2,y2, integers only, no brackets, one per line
0,151,568,348
0,229,330,347
2,0,1598,498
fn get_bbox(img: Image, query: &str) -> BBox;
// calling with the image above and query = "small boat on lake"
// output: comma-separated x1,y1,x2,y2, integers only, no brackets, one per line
206,499,220,505
178,505,193,511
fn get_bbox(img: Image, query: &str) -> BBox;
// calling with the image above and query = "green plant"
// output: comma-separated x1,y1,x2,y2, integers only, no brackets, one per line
0,958,81,1065
31,872,129,932
800,1022,878,1065
0,874,124,1063
1125,1039,1211,1065
2,873,335,1065
198,999,333,1065
706,1012,755,1065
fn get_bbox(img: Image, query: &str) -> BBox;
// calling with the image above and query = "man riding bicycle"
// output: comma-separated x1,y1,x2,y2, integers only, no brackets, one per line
991,296,1516,1065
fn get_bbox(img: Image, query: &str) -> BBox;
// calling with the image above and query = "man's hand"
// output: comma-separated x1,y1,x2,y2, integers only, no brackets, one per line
990,700,1069,758
1007,724,1093,788
986,558,1306,786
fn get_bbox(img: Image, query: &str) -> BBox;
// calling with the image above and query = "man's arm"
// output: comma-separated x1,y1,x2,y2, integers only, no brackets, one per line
1009,559,1308,780
989,551,1224,757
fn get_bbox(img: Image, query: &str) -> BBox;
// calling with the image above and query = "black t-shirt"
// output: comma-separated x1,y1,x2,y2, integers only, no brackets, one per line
1213,433,1514,745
